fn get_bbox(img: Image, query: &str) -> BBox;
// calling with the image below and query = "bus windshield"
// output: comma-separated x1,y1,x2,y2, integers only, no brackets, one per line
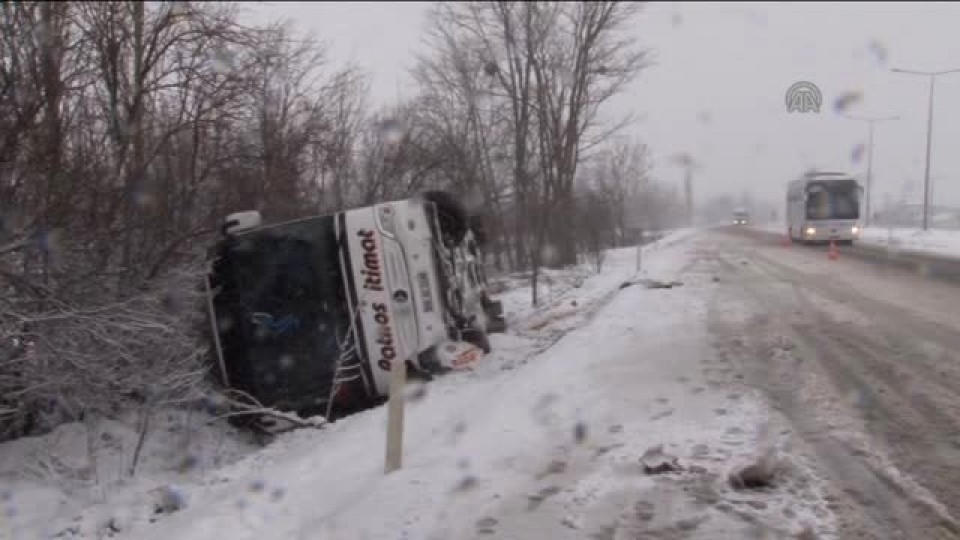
211,215,349,412
805,181,860,221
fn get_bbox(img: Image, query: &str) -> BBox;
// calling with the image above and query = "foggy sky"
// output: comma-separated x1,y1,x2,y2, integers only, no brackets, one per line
243,1,960,210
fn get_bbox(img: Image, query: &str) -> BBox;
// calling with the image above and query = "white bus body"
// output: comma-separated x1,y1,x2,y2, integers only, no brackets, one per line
338,198,491,396
787,172,863,244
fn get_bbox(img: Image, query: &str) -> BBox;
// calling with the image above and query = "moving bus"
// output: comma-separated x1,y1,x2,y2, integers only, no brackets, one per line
787,171,863,244
203,192,505,429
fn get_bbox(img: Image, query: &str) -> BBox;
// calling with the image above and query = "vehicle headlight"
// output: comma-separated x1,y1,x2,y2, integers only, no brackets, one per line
851,226,859,234
378,205,397,237
805,227,816,236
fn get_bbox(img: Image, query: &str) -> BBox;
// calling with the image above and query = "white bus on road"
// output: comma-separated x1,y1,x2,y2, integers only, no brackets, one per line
787,171,863,245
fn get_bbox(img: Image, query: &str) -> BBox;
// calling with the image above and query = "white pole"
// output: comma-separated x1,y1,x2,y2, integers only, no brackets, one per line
384,356,407,474
635,228,643,273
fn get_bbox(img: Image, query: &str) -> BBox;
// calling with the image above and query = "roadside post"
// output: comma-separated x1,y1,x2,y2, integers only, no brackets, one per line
636,227,644,273
384,354,407,473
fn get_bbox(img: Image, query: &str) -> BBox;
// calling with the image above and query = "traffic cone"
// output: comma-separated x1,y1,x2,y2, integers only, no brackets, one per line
828,240,839,261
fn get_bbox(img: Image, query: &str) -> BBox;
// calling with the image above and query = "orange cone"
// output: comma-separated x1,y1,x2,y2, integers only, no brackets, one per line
828,240,839,261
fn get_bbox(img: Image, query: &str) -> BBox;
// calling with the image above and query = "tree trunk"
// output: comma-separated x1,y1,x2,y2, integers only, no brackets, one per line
123,0,145,291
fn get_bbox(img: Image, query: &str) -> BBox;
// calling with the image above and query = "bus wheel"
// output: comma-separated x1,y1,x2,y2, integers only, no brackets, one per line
417,347,450,376
407,358,436,382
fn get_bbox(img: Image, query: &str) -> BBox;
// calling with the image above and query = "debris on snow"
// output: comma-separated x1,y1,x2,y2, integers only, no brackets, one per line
729,447,782,490
537,459,568,479
560,516,581,529
451,475,479,493
635,500,656,522
776,336,796,351
620,278,684,290
476,516,498,529
649,409,675,421
152,484,189,514
676,515,710,531
526,486,562,510
640,444,684,475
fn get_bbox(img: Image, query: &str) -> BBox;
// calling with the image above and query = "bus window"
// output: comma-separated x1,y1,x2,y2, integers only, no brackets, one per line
806,187,859,220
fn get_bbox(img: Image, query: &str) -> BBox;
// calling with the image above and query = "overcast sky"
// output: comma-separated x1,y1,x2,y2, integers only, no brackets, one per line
243,2,960,210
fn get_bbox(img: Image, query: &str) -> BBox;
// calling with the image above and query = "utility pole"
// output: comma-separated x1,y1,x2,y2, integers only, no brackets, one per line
891,67,960,230
842,114,898,227
671,153,699,227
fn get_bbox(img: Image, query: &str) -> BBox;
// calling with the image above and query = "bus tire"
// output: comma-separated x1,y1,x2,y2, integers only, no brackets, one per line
407,358,435,382
423,190,468,246
417,346,450,376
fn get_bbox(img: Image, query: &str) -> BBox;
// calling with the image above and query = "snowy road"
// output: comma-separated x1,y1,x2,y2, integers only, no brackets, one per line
707,228,960,539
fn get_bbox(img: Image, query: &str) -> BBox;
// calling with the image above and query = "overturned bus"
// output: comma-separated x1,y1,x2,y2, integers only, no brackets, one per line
202,192,505,428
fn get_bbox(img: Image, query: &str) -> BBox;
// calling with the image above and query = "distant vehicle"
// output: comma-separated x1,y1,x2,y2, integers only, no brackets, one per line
203,191,506,431
787,171,863,245
733,209,750,225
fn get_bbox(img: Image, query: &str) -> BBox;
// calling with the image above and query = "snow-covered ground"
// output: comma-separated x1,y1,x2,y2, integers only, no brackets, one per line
1,229,836,540
751,221,785,236
750,221,960,258
859,227,960,258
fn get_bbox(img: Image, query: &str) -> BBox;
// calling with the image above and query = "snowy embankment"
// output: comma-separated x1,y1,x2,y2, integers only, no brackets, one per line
859,227,960,259
1,228,834,540
752,221,960,259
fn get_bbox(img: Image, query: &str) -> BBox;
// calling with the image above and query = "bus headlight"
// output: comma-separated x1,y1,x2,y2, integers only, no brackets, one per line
851,226,859,235
378,205,397,237
805,227,816,236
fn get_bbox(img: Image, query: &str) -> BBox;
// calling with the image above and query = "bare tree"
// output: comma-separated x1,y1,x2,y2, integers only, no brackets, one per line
590,138,650,246
417,1,647,305
0,1,372,441
529,1,648,267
